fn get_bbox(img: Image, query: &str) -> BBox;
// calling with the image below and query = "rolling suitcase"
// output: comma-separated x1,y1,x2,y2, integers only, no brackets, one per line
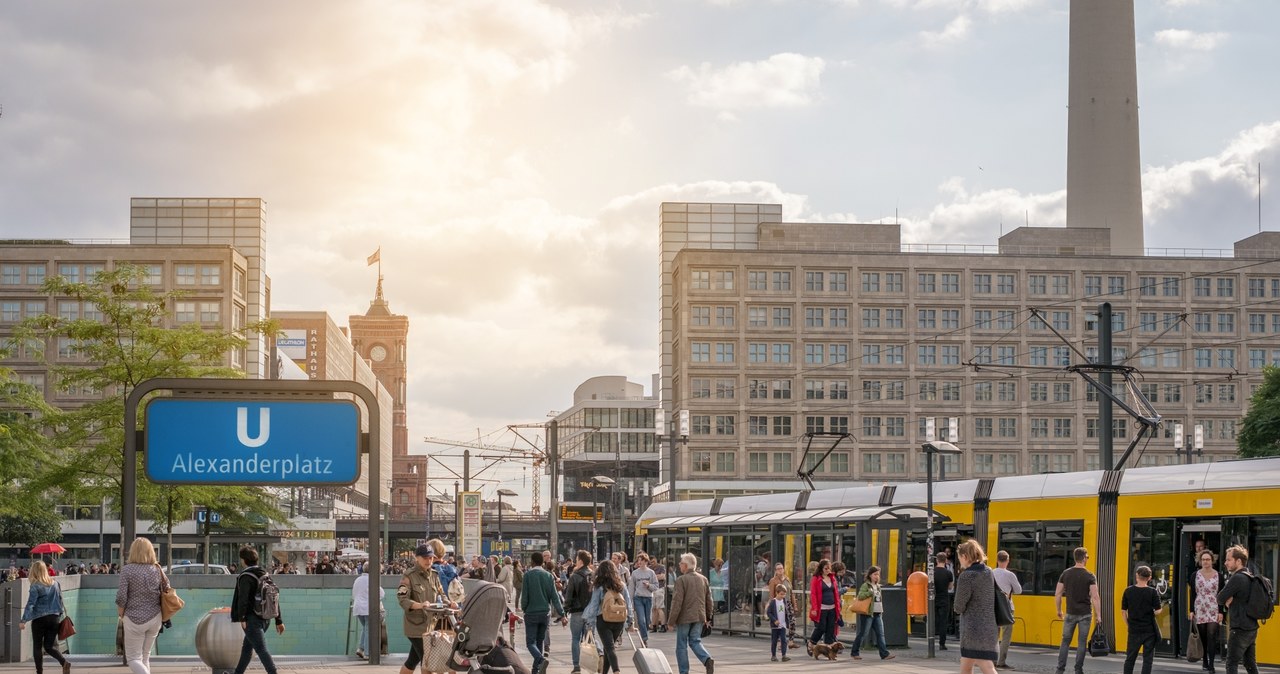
633,646,673,674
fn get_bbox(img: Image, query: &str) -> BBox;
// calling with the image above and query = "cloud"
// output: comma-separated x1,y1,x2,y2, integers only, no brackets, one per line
920,14,972,47
1153,28,1227,51
667,53,826,110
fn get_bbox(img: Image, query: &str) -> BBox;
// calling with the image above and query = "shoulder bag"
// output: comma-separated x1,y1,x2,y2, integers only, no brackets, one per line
1087,622,1109,657
158,566,185,621
53,582,76,639
993,579,1015,626
423,629,455,674
581,632,605,674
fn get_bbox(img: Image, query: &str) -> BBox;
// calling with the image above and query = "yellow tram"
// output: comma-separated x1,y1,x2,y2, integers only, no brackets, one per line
638,456,1280,663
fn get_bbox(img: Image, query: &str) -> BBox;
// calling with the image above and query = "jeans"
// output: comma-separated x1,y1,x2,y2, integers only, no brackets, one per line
30,614,67,674
569,613,585,669
633,596,652,642
674,622,711,674
809,609,836,645
356,615,369,654
597,617,623,674
123,613,162,674
997,622,1014,666
1123,631,1157,674
852,612,890,658
1225,628,1259,674
235,614,278,674
525,613,549,674
935,601,952,647
1056,614,1091,674
771,628,788,657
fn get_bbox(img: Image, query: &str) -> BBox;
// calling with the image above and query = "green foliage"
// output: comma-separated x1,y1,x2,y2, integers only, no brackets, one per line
1238,365,1280,458
0,355,57,513
0,510,64,548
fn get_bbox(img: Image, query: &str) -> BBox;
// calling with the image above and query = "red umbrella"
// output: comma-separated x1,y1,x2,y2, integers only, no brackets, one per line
30,543,66,555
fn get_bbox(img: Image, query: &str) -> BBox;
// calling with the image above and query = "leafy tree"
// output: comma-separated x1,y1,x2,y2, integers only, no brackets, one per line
0,511,63,549
1238,365,1280,458
0,355,58,515
16,265,286,550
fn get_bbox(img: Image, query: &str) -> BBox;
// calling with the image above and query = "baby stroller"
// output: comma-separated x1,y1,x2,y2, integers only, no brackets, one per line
448,581,522,673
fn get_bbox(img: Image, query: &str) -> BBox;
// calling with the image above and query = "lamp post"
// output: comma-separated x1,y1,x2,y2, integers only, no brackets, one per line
921,440,963,659
590,475,616,559
496,489,517,550
1174,422,1204,464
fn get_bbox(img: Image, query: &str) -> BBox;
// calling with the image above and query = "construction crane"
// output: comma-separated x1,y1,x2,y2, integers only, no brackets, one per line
423,435,546,513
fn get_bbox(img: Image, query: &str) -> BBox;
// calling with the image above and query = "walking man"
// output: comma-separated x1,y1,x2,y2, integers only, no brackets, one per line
1217,546,1261,674
669,553,714,674
521,551,566,674
934,552,955,651
231,546,284,674
563,551,593,674
1054,547,1102,674
992,550,1023,669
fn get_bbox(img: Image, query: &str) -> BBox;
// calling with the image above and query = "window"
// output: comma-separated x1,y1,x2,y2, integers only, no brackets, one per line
1029,275,1047,295
829,307,848,327
749,452,769,473
748,270,767,291
863,380,882,401
27,264,47,285
1054,418,1072,438
829,344,848,363
715,342,734,363
1195,278,1211,297
885,417,905,437
770,271,789,291
771,379,791,399
997,274,1015,294
715,415,735,436
973,273,992,294
862,308,880,328
941,345,960,365
176,264,196,285
691,342,710,362
998,381,1017,401
715,379,734,399
861,272,880,292
748,306,767,327
941,273,960,293
1,302,19,322
772,307,791,327
805,380,825,400
862,344,881,365
1218,313,1236,333
1139,276,1156,296
805,344,824,365
1249,278,1266,297
771,343,791,364
918,309,936,329
748,343,767,363
1030,347,1048,367
1085,275,1102,295
1052,311,1071,331
1251,313,1266,333
1,265,21,285
1140,312,1157,332
715,306,734,327
863,453,882,474
773,452,792,473
974,453,994,474
1054,382,1072,402
691,306,710,326
830,416,850,434
691,378,711,399
998,454,1018,474
199,302,220,323
57,264,80,283
1194,313,1212,332
1053,275,1070,294
884,273,904,292
885,308,904,329
773,417,792,436
1163,277,1181,297
974,417,993,437
1218,277,1234,297
999,417,1018,438
805,307,824,328
1218,348,1236,368
918,345,936,365
829,380,848,399
200,264,222,286
691,451,711,472
715,270,734,290
887,453,906,473
829,272,847,292
998,521,1085,595
941,309,960,330
918,273,936,293
1030,382,1048,401
175,301,196,323
942,382,961,401
748,379,767,399
861,416,881,437
1108,275,1126,294
805,271,824,292
807,416,826,434
691,415,711,435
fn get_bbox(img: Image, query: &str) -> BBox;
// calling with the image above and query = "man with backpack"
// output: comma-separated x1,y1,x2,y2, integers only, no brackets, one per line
231,546,284,674
1218,545,1269,674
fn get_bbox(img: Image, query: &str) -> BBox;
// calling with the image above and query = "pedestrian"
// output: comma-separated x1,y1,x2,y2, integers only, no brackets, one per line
521,550,567,674
935,552,956,651
397,541,452,674
1054,547,1102,674
564,550,594,674
629,553,658,646
352,563,385,660
19,560,71,674
1189,549,1221,673
1217,545,1261,674
850,565,895,661
513,559,524,608
807,559,839,654
316,555,334,574
954,540,999,674
116,538,165,674
991,550,1023,670
1121,565,1162,674
232,546,285,674
497,556,515,605
669,553,714,674
583,559,633,674
766,584,791,662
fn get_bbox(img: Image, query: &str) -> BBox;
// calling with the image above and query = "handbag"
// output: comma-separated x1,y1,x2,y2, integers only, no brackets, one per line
581,633,605,674
1087,622,1109,657
701,622,712,638
848,594,873,616
423,629,455,673
1186,627,1203,662
58,615,76,640
159,569,185,621
993,580,1014,627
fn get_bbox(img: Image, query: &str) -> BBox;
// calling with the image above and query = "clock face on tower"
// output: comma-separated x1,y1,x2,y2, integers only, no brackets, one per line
370,345,388,362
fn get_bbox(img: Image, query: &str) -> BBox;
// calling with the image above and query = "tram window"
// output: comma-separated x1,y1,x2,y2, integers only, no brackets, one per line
998,520,1084,596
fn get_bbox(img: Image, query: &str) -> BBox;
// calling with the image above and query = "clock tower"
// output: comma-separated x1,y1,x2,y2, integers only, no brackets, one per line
349,276,426,520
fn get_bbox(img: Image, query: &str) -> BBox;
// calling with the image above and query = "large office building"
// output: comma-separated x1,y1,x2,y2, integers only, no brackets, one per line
658,205,1280,501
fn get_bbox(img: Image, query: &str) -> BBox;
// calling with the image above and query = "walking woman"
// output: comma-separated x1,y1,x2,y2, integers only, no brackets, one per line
1189,550,1221,673
19,561,71,674
850,566,895,660
582,560,634,674
953,540,999,674
807,559,840,655
116,538,166,674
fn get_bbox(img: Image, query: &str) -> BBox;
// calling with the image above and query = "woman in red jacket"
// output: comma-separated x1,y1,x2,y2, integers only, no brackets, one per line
807,559,841,652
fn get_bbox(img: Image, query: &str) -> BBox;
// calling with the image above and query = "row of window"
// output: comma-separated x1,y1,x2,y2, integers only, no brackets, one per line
687,269,1259,299
690,450,1203,478
0,262,239,290
0,299,232,325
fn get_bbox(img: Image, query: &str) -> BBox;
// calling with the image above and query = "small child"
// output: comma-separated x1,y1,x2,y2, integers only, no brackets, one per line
767,584,792,662
651,586,667,633
1121,565,1163,674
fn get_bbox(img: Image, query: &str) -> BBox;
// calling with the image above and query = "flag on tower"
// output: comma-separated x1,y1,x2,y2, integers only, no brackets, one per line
367,248,380,266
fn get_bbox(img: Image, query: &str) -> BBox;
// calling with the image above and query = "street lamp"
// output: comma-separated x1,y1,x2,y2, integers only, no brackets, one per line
1174,423,1204,464
496,489,518,548
590,475,616,559
921,440,963,659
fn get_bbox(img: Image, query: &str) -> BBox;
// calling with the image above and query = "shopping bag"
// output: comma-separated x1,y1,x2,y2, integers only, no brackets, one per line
1186,628,1203,662
581,633,605,674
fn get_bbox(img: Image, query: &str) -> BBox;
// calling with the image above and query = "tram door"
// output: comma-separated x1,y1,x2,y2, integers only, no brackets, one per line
1129,519,1176,656
1179,522,1223,661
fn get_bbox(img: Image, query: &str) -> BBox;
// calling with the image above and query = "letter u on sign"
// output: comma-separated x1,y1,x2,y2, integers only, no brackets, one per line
237,407,270,447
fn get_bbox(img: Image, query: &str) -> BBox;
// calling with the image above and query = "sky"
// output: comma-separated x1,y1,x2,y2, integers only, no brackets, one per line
3,0,1280,510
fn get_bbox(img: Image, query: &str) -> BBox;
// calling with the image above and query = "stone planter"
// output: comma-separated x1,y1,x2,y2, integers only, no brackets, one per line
195,608,241,674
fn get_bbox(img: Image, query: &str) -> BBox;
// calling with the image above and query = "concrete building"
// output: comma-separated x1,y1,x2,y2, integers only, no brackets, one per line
658,204,1280,501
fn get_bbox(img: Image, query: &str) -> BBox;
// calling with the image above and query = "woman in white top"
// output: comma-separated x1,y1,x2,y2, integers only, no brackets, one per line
352,565,386,659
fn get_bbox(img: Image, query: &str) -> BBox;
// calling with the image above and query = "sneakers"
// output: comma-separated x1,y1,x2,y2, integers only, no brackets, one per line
572,669,581,674
781,657,791,662
62,663,71,674
882,654,896,661
705,658,715,674
771,657,779,662
535,660,549,674
355,649,365,659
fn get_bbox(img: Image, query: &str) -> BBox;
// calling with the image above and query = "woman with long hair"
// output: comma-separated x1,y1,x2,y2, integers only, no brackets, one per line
582,559,633,674
20,561,71,674
850,565,895,660
953,540,999,674
1189,550,1221,673
116,538,166,674
807,559,840,654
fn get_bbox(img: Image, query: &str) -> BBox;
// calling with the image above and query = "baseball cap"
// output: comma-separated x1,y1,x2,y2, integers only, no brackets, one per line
415,544,436,558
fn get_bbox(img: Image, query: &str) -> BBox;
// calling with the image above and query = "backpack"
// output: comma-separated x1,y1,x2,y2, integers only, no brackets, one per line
241,569,280,620
1243,571,1275,622
602,588,628,623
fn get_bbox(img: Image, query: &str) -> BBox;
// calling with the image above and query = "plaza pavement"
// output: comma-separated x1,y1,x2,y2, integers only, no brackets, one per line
1,629,1271,674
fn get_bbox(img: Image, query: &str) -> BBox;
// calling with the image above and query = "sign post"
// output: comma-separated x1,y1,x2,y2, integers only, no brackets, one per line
459,492,483,561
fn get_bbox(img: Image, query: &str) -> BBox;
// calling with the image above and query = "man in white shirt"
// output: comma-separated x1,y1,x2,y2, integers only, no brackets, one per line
992,550,1024,670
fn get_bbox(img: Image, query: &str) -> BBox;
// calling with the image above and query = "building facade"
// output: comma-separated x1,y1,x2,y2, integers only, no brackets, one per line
659,202,1280,501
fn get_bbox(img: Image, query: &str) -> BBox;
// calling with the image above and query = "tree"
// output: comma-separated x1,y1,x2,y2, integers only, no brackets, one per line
1238,365,1280,458
0,511,63,548
0,355,59,516
16,265,286,544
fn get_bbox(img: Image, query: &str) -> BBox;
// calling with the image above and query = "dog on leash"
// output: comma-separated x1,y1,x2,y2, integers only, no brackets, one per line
811,641,844,660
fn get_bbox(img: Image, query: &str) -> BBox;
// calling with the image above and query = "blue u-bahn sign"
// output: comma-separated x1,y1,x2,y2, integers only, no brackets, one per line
144,399,361,485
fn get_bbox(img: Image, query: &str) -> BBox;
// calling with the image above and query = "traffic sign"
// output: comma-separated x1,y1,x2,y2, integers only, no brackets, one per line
144,399,361,485
196,510,221,524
